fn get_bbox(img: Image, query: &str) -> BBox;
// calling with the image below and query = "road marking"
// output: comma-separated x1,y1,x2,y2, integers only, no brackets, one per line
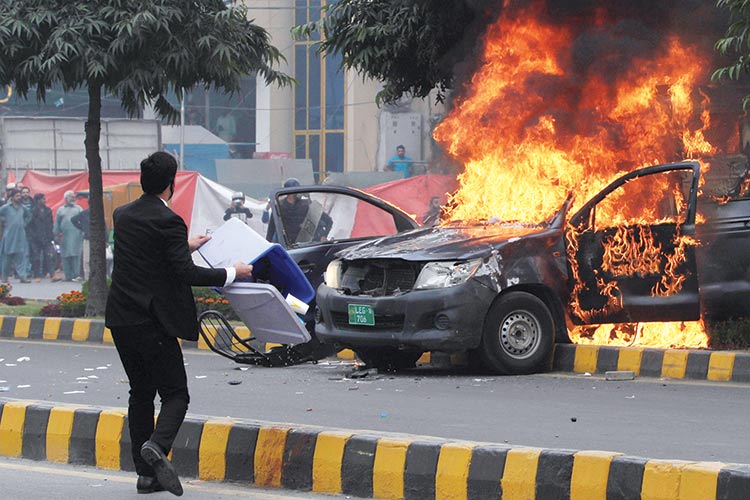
0,461,315,498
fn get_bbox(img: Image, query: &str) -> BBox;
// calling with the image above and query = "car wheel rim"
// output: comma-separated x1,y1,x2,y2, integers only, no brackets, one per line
499,310,540,359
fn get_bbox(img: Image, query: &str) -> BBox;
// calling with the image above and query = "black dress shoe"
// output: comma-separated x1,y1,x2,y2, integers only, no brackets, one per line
140,441,183,496
136,475,165,494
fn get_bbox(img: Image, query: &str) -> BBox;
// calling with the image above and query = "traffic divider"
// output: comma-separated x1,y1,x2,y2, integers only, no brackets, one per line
1,398,749,499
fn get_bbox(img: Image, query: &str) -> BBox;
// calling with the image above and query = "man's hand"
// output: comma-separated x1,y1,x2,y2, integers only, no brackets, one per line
234,262,253,280
188,234,211,252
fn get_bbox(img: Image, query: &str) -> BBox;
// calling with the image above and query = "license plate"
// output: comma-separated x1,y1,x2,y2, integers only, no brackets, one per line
348,304,375,326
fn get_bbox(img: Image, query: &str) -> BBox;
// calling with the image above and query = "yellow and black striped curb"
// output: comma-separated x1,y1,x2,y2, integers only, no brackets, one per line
3,315,750,383
552,343,750,383
1,398,748,500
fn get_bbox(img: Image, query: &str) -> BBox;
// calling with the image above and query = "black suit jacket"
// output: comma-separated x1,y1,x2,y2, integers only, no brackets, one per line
105,194,226,341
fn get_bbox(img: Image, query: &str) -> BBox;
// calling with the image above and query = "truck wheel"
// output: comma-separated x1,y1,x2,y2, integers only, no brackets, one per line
479,291,554,375
356,347,423,372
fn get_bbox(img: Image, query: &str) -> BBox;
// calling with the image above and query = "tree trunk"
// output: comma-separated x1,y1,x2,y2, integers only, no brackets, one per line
84,82,108,316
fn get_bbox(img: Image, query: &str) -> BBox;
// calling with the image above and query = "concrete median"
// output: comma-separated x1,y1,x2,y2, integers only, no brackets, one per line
1,398,749,499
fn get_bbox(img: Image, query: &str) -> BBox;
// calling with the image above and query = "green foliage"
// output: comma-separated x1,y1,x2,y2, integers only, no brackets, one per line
707,316,750,350
0,0,291,317
0,0,292,122
713,0,750,107
293,0,489,104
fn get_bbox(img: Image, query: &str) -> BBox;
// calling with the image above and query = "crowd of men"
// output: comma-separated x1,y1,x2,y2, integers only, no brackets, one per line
0,182,88,283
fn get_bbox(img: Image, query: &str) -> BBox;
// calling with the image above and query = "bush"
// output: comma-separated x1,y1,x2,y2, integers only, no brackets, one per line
56,290,87,318
192,287,238,321
0,282,11,298
0,296,26,306
707,317,750,350
39,303,62,317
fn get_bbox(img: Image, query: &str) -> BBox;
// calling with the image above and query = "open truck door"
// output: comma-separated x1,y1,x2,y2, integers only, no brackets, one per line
566,162,701,324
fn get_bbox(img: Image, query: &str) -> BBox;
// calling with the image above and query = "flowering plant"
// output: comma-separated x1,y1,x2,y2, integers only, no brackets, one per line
193,287,237,320
56,290,87,317
0,282,11,298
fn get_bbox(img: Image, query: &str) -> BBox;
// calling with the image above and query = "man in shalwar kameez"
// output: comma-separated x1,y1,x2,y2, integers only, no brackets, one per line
54,190,83,281
0,188,32,282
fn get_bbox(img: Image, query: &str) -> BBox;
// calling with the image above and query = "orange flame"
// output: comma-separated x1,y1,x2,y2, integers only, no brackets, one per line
435,3,717,348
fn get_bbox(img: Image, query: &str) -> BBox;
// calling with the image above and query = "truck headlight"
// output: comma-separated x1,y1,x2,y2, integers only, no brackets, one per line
324,259,344,288
413,259,482,290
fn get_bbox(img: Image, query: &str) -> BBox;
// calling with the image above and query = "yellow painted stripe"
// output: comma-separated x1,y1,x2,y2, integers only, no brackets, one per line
13,317,31,339
501,448,541,500
571,450,621,500
102,327,113,344
0,401,29,457
95,410,125,470
235,326,251,340
417,352,431,365
338,349,357,360
435,443,473,500
312,431,352,494
661,350,688,379
617,347,644,375
641,459,689,500
373,438,409,500
254,426,289,487
573,345,599,373
46,407,76,463
71,319,91,342
43,318,62,340
679,462,723,500
707,352,735,382
197,325,212,351
0,316,4,332
198,420,233,481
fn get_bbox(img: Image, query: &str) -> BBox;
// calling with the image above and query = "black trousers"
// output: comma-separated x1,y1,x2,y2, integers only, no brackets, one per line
110,322,190,476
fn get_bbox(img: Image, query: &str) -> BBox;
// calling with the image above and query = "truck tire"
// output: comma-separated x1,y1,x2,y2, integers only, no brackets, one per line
479,291,555,374
356,347,423,372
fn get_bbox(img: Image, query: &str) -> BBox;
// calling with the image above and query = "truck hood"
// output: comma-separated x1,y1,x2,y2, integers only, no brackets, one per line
338,223,552,261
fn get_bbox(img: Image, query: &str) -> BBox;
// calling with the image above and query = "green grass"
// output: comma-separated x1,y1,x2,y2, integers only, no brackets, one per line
0,299,51,317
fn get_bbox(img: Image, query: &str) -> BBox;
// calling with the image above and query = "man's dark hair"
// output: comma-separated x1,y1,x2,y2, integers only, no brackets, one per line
141,152,177,195
396,145,405,150
33,193,45,202
6,188,19,198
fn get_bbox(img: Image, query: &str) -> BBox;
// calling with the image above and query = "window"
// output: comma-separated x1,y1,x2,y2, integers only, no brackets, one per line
294,0,345,180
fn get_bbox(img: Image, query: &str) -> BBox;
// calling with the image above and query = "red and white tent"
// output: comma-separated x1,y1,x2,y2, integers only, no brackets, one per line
19,170,267,238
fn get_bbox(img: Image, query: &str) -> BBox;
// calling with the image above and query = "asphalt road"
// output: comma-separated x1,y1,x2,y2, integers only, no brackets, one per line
0,456,336,500
4,277,83,302
1,338,748,465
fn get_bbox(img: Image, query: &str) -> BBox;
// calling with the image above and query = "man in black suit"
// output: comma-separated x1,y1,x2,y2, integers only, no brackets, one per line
106,151,252,496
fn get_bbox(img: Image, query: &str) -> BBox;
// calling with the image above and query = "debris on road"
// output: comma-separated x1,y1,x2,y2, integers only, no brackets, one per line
605,370,636,381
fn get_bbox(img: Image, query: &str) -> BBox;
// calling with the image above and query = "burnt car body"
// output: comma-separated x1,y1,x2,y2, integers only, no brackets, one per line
313,161,750,374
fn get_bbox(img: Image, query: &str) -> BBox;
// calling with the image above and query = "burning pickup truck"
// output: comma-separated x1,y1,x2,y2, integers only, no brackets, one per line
313,160,750,374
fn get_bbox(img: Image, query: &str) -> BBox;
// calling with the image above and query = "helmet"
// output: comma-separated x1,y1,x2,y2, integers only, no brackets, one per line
283,177,300,188
231,191,245,202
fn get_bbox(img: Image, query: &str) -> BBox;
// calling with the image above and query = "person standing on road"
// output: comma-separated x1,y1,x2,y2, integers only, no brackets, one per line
28,193,54,280
54,190,83,282
71,207,91,280
105,151,253,496
0,188,32,282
